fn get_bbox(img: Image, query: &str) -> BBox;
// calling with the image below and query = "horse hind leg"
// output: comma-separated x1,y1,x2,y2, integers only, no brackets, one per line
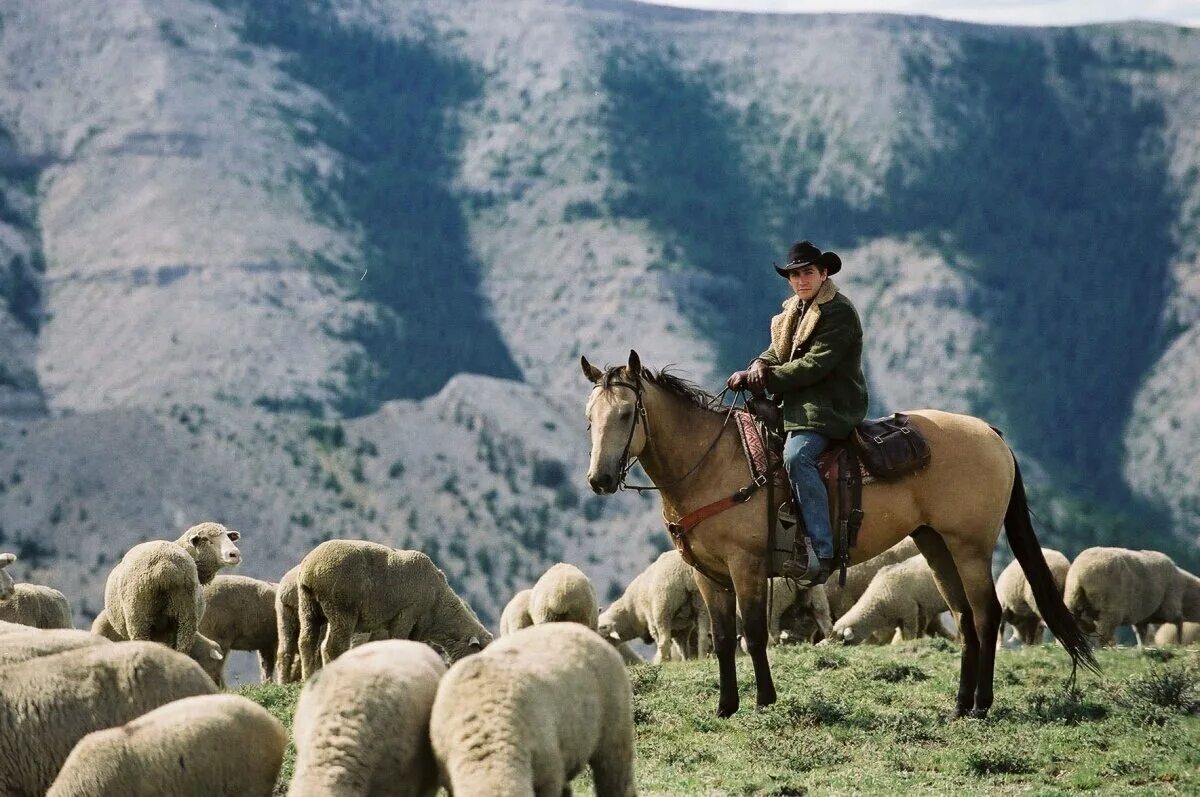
933,530,1003,717
910,527,983,719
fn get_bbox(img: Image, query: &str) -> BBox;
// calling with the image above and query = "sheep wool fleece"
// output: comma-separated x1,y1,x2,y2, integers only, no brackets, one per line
0,642,217,797
289,640,446,797
47,694,286,797
430,623,635,796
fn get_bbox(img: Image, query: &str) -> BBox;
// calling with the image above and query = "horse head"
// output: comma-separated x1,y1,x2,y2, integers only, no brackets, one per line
581,349,648,494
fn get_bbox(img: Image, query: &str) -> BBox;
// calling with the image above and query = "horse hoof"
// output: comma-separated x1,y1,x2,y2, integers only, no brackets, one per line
757,692,777,708
967,707,990,720
717,702,739,718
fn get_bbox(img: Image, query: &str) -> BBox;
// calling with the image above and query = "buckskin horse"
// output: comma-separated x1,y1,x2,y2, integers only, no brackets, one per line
581,350,1097,718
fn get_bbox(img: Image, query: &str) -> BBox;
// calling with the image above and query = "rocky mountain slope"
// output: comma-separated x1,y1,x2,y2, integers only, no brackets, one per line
0,0,1196,647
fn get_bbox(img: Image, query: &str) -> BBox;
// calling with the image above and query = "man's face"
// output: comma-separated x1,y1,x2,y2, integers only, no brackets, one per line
786,265,825,301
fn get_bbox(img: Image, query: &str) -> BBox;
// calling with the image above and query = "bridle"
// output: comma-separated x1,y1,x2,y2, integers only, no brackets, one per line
592,375,740,494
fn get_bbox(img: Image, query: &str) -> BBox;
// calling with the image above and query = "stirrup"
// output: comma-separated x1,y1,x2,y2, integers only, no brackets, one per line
779,536,821,586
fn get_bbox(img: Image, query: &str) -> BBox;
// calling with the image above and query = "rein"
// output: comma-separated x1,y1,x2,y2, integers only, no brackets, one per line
599,379,740,494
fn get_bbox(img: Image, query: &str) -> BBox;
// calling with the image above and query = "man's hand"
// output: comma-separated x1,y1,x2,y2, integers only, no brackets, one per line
746,360,770,394
726,371,749,390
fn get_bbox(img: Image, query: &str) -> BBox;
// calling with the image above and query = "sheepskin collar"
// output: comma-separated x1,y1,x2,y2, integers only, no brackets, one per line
769,278,839,362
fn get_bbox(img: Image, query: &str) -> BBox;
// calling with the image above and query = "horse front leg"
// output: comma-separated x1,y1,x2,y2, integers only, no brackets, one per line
730,558,776,709
696,574,740,717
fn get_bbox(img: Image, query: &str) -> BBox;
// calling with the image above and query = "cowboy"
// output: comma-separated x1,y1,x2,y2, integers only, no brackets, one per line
726,240,869,585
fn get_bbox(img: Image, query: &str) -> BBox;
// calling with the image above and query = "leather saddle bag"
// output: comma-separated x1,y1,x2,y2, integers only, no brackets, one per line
852,412,931,479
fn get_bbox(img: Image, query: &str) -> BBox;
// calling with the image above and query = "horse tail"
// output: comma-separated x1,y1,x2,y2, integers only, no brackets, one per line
1003,450,1100,677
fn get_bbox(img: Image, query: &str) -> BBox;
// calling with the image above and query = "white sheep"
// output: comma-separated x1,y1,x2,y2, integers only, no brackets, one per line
0,628,109,666
289,640,447,796
102,540,206,654
598,551,709,662
47,694,287,797
298,540,490,680
430,623,635,796
528,562,599,630
499,588,534,636
102,524,238,656
1154,621,1200,646
91,608,226,687
824,538,920,620
831,555,953,644
0,641,217,796
767,580,834,645
200,574,278,682
0,553,73,629
996,548,1070,645
275,564,302,683
1064,547,1183,647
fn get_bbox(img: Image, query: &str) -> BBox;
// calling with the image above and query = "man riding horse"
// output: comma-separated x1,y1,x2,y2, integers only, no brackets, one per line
727,240,868,586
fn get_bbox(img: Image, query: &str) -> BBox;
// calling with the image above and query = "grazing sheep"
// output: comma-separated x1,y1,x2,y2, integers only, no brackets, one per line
831,555,952,644
1064,547,1182,647
0,641,217,796
529,562,599,630
298,540,490,680
47,694,286,797
201,574,278,682
768,581,834,645
599,551,709,661
0,628,108,665
175,522,242,585
430,623,635,796
1154,621,1200,646
276,565,303,683
996,548,1070,645
91,609,225,687
824,538,920,620
289,640,447,796
499,588,534,637
0,553,73,629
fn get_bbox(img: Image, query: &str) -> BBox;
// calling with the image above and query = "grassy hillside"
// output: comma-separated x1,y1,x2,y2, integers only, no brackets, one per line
242,641,1200,795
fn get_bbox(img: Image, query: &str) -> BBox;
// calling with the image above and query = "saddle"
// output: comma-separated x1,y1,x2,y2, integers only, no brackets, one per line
737,408,932,586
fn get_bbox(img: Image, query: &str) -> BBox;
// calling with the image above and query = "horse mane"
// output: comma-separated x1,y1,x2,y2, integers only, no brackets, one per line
600,364,724,415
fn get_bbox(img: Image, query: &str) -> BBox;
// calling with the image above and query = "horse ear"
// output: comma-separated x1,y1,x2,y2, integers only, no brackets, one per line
580,355,602,383
627,349,641,377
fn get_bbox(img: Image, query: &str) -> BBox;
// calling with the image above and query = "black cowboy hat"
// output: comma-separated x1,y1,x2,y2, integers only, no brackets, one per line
775,240,842,277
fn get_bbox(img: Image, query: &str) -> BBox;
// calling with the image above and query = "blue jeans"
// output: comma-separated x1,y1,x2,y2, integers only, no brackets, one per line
783,430,834,559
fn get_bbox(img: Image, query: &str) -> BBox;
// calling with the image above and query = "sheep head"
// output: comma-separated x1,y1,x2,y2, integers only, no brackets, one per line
177,522,241,584
0,552,15,601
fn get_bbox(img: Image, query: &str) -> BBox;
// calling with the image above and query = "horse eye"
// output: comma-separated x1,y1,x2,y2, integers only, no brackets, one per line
619,410,632,420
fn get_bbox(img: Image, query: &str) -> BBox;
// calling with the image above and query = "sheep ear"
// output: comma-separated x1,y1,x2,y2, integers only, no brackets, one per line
580,355,602,384
0,553,15,568
607,630,621,641
226,530,240,542
210,649,224,661
190,534,204,547
468,636,482,649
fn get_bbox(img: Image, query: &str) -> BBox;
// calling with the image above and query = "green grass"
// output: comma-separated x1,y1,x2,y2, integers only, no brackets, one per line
240,642,1200,795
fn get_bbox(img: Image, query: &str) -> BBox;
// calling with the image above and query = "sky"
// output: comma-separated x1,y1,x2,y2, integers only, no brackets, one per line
633,0,1200,27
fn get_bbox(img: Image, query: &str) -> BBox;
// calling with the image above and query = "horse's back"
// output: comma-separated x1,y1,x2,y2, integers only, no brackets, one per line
852,409,1015,561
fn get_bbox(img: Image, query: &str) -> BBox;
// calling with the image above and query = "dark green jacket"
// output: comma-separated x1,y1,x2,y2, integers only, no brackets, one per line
754,291,869,439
